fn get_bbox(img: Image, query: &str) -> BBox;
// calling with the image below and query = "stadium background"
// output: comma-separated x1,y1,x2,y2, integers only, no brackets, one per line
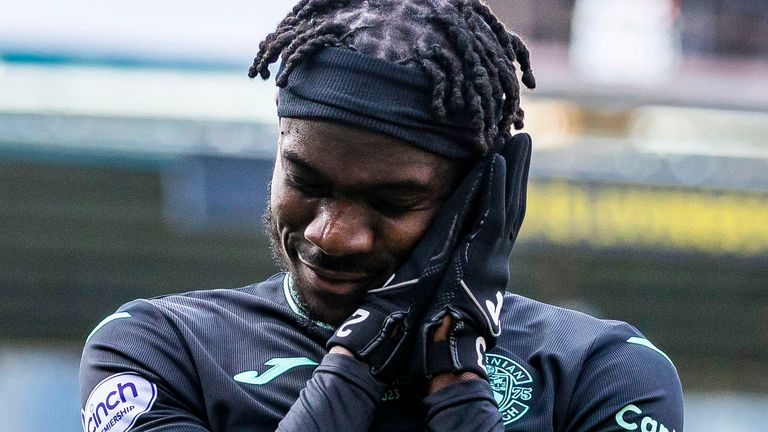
1,0,766,430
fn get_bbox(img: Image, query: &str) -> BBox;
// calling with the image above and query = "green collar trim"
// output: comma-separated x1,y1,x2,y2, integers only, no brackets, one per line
282,273,335,331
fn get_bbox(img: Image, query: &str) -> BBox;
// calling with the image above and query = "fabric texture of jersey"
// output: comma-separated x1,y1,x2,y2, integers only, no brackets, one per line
80,273,683,431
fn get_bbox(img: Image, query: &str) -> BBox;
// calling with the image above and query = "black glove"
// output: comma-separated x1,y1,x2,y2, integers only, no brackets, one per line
419,133,532,379
327,158,488,381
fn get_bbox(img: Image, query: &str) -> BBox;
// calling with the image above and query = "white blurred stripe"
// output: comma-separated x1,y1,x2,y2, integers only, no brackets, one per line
0,0,293,64
0,63,277,123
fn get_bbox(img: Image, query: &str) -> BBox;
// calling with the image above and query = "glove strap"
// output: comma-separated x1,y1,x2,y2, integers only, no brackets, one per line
424,319,490,379
327,307,409,380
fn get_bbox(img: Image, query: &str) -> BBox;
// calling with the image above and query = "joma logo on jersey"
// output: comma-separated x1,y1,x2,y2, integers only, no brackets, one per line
235,357,318,386
485,353,534,425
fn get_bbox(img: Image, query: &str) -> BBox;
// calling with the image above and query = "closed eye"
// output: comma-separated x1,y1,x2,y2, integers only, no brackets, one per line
369,194,432,217
286,173,330,197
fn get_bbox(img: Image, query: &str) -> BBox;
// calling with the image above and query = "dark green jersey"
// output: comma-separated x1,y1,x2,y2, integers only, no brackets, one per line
80,273,683,432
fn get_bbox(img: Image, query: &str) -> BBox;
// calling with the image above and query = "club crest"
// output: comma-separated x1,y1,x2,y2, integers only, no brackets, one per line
485,353,533,425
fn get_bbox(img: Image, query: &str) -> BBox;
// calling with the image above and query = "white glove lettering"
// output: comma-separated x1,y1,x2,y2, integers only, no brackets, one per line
335,309,370,338
485,291,504,329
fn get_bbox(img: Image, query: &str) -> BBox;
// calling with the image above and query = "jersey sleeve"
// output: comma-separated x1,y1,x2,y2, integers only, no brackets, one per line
563,323,684,432
422,378,503,432
79,299,210,432
277,353,386,432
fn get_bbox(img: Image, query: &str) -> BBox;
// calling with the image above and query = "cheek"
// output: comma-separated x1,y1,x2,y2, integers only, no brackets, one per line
269,173,313,235
380,209,438,256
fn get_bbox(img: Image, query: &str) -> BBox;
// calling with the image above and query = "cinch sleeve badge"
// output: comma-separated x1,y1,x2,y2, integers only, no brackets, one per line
81,372,157,432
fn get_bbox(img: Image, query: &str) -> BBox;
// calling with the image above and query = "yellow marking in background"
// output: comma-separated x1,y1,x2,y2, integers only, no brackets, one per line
523,180,768,255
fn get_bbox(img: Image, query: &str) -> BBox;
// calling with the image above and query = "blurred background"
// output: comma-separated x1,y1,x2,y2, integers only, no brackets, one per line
1,0,766,430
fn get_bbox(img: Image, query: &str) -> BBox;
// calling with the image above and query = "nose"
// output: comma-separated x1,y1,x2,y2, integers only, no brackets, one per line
304,200,375,256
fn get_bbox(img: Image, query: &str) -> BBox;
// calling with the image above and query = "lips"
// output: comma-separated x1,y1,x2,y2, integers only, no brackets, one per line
297,256,374,296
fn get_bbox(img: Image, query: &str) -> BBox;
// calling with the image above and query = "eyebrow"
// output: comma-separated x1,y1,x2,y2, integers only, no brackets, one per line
283,149,325,178
282,149,436,194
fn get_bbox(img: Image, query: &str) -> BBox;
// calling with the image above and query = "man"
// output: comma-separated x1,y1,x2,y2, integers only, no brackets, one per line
80,1,683,431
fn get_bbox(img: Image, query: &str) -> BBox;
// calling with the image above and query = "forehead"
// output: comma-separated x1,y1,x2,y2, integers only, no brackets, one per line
278,118,460,187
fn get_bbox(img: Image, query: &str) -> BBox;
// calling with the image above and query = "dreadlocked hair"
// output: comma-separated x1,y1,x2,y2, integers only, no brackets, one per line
249,0,536,154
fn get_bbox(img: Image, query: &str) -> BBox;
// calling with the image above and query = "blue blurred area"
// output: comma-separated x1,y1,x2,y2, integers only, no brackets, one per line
162,156,274,235
0,345,82,431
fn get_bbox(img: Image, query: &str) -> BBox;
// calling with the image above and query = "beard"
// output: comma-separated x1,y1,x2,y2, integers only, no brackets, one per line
263,205,291,274
262,205,382,325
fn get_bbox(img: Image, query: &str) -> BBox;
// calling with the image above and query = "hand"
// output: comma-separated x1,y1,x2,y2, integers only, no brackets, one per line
427,315,482,394
327,158,488,382
418,133,532,379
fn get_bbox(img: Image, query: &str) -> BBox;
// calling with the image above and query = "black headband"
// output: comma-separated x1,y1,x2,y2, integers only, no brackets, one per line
277,47,479,159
